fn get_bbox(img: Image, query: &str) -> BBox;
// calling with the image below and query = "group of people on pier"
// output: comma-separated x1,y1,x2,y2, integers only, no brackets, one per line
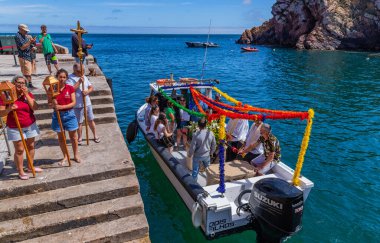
144,90,282,179
0,24,98,180
14,23,92,88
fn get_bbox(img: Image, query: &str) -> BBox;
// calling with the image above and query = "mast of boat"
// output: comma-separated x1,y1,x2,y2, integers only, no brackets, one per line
200,19,212,81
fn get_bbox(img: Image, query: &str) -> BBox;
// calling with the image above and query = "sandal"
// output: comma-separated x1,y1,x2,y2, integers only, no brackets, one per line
73,158,82,163
19,174,29,180
94,137,101,143
26,167,43,173
57,159,68,166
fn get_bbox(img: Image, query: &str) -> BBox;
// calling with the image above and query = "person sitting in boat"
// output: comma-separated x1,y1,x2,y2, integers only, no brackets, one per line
144,95,158,132
165,101,175,132
226,118,249,161
154,112,174,153
180,89,190,108
238,123,281,174
239,119,264,163
175,97,190,151
188,118,216,180
148,105,159,134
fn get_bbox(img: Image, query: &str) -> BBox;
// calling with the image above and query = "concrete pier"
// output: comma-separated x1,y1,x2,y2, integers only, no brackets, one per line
0,54,150,242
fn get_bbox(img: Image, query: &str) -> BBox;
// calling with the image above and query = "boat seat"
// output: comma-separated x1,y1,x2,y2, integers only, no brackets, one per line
206,159,256,186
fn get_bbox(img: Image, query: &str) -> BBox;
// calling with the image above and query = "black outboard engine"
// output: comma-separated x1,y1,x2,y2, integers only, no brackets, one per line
249,178,304,243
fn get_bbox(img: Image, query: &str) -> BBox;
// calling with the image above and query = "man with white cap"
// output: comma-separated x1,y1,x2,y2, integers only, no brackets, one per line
15,24,37,89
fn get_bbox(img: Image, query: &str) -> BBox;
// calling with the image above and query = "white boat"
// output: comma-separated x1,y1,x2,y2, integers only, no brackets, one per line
127,79,314,242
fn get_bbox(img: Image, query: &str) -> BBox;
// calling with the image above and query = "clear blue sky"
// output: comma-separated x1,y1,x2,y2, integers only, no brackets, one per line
0,0,276,34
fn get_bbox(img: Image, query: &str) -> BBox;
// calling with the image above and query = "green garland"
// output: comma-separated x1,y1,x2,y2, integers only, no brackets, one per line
158,88,205,117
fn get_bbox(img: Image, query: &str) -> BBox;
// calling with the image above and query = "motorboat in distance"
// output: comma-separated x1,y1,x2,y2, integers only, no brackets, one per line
241,47,259,52
186,42,219,48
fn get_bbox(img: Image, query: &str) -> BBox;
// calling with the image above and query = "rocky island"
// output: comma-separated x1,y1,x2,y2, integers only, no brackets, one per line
237,0,380,50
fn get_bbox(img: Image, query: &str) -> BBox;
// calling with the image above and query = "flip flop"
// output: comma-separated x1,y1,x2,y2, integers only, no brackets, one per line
57,160,68,166
94,137,101,143
73,158,82,163
19,174,29,180
26,167,43,173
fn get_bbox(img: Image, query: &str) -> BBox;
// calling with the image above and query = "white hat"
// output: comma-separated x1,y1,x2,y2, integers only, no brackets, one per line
18,24,30,32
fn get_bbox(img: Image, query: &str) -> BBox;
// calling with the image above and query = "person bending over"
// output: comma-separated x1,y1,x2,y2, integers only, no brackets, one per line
225,118,249,161
239,123,281,174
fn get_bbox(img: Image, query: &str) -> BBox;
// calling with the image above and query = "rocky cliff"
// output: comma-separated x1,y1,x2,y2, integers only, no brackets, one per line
237,0,380,50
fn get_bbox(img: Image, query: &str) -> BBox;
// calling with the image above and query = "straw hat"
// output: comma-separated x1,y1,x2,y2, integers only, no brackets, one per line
18,24,30,32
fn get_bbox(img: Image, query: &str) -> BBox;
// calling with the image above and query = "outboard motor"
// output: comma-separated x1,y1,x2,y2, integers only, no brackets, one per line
249,178,304,243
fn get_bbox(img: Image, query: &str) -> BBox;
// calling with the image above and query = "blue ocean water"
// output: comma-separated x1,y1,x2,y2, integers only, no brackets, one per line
52,34,379,242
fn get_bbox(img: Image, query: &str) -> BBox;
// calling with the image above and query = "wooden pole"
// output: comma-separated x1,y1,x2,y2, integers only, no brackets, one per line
55,109,71,166
81,62,89,146
71,21,89,145
13,110,35,177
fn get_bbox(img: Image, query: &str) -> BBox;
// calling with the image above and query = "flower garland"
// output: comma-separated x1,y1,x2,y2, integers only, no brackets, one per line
158,88,205,117
217,115,226,194
212,86,308,118
196,91,309,121
213,87,241,106
292,109,314,186
190,88,206,114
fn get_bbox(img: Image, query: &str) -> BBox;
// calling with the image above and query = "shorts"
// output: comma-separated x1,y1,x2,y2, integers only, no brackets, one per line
18,57,32,76
7,122,40,142
44,53,58,65
177,121,190,129
251,154,277,174
52,109,79,132
74,106,95,124
75,56,86,65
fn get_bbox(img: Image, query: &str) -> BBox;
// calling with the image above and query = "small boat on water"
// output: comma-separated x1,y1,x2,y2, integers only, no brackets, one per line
186,42,219,48
241,47,259,52
127,78,314,242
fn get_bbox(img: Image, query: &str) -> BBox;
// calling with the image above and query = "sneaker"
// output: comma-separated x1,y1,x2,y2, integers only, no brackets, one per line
28,83,37,89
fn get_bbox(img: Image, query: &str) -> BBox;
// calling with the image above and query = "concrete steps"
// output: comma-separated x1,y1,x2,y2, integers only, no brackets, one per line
32,89,112,100
20,214,149,243
37,95,114,109
33,86,116,130
0,55,149,242
0,175,139,222
0,156,134,199
0,194,144,242
37,112,117,129
34,103,115,120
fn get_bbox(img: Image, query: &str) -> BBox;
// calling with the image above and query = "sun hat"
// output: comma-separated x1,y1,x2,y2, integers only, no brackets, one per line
18,24,30,32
